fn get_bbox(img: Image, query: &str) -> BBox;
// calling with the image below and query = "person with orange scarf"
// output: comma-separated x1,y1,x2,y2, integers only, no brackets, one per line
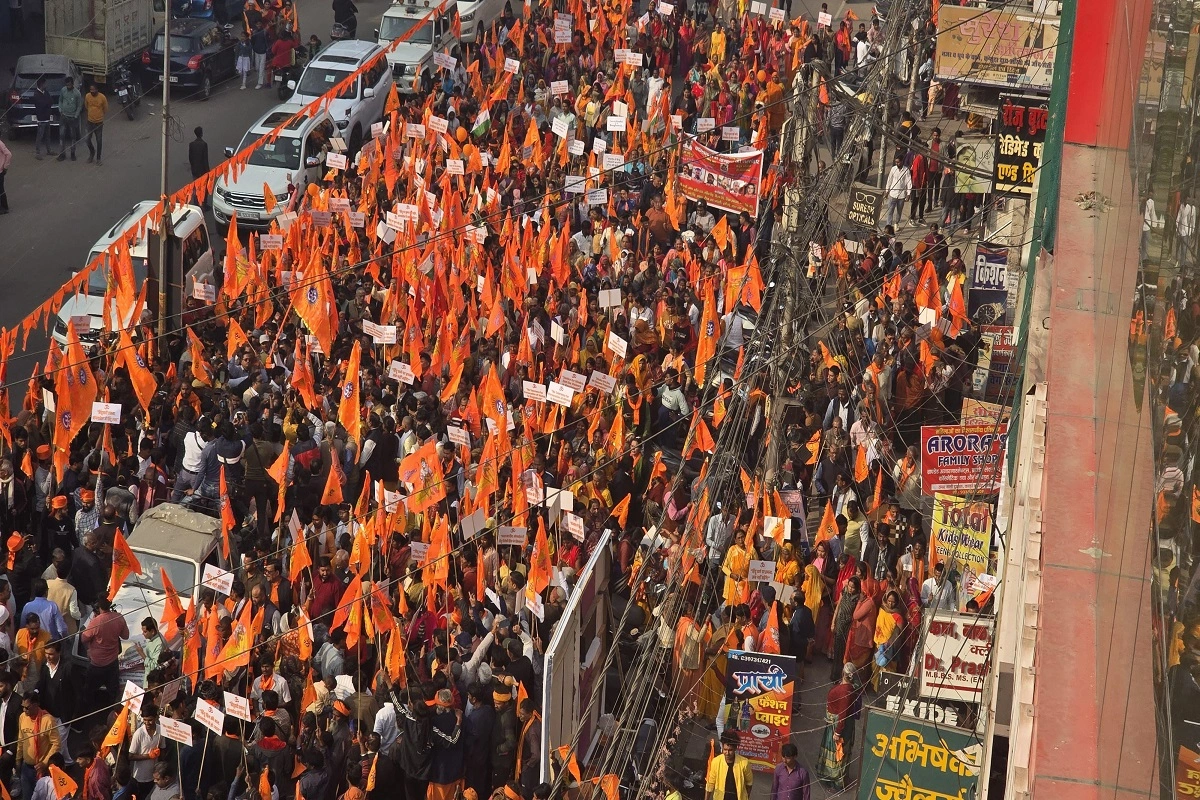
514,698,541,796
429,689,466,800
16,689,59,800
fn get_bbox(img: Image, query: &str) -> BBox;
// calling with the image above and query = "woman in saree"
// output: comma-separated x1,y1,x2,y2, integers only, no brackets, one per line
697,606,741,721
872,590,906,688
829,575,861,681
844,582,878,672
808,541,838,654
774,542,800,587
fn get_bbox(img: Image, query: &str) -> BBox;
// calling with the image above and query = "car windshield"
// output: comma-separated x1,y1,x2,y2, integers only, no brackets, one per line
379,15,433,44
86,251,149,295
154,34,195,54
125,551,195,596
15,72,69,92
240,132,303,169
296,67,357,99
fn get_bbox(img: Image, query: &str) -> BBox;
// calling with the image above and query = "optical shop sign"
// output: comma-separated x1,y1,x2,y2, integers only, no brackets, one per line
723,650,797,771
858,711,982,800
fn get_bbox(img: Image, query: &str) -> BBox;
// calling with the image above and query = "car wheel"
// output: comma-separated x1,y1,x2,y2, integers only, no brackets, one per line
201,72,213,100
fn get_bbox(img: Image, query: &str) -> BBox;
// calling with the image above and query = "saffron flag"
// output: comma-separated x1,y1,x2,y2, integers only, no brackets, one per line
759,602,781,654
338,340,363,445
160,567,185,641
48,765,77,800
694,279,719,385
219,466,235,559
117,329,158,415
108,529,142,600
100,705,130,756
814,499,838,543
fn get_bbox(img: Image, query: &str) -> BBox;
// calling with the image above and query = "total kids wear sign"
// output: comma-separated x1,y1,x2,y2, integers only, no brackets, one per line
930,493,993,602
678,140,764,217
920,424,1008,494
919,612,995,703
723,650,797,770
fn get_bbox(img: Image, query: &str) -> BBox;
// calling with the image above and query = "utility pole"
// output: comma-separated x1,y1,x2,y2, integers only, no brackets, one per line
157,9,171,354
905,23,921,115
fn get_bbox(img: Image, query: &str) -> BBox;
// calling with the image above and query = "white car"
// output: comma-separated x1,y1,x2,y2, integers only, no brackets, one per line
378,0,459,93
289,39,392,154
457,0,505,42
53,201,214,346
213,103,337,230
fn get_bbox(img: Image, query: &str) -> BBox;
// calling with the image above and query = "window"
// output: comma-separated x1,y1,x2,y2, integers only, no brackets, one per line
241,134,303,170
378,15,433,44
296,66,358,100
153,34,195,54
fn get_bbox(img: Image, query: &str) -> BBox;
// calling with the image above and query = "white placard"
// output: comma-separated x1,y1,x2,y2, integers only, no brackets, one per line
546,381,575,407
527,589,545,621
592,137,608,155
329,197,351,213
656,1,674,13
750,1,765,11
224,692,252,722
626,51,644,67
606,115,627,132
385,211,405,232
565,512,585,540
552,117,570,139
586,188,609,206
613,48,630,64
696,117,716,133
259,234,283,251
461,508,486,539
371,121,384,139
446,158,464,175
201,564,234,596
447,425,471,448
362,320,397,344
818,10,832,25
91,401,122,424
406,123,426,139
722,126,741,142
310,211,332,227
769,6,785,21
599,288,622,308
329,136,347,153
558,369,587,392
349,211,365,228
568,139,585,156
70,315,93,333
288,509,302,543
523,381,548,402
763,515,793,542
606,331,628,359
122,681,144,715
160,717,193,746
602,153,624,171
550,80,569,96
612,100,628,119
192,282,216,303
554,27,572,43
388,360,415,385
433,51,457,71
503,57,520,74
194,700,225,735
409,541,430,564
306,335,323,355
497,526,528,547
747,560,777,582
563,175,587,194
383,489,402,512
589,370,617,394
670,114,683,131
550,320,566,346
428,116,449,135
326,152,348,170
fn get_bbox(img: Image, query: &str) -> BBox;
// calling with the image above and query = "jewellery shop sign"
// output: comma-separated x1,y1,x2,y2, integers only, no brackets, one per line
858,710,982,800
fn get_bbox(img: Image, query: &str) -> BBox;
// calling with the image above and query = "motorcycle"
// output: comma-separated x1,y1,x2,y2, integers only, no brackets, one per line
114,62,141,120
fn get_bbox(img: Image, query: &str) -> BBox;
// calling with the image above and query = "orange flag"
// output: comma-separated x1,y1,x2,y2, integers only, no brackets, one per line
555,745,581,783
117,329,158,415
227,317,252,361
100,705,130,756
694,278,719,385
527,517,552,596
386,626,407,684
759,602,781,654
610,495,631,529
291,251,336,355
397,440,447,513
870,467,884,513
709,216,730,253
1192,486,1200,524
913,259,940,310
805,430,821,465
338,340,363,445
187,328,213,386
320,457,345,506
48,765,77,800
854,445,869,483
259,768,272,800
289,539,313,583
947,279,968,337
684,413,716,460
52,324,97,479
212,598,253,676
108,529,142,600
814,499,838,543
181,602,200,681
160,567,185,641
331,575,363,632
290,339,319,410
219,466,235,559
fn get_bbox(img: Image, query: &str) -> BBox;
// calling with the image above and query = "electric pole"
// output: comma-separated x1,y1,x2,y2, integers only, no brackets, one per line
157,9,171,354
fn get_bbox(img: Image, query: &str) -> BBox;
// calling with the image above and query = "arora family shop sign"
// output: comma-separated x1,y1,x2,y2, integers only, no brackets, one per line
920,612,994,703
858,710,982,800
920,425,1008,494
994,94,1048,194
723,650,797,771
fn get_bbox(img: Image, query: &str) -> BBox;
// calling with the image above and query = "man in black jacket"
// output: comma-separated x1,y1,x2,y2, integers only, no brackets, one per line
189,127,209,205
36,642,76,732
0,672,22,787
490,686,519,791
462,683,495,799
69,529,104,611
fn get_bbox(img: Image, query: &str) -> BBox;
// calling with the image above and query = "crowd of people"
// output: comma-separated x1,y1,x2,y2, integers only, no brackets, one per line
0,0,1001,796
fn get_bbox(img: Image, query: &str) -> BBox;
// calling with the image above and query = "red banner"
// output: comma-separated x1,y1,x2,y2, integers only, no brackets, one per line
920,424,1009,495
678,140,763,218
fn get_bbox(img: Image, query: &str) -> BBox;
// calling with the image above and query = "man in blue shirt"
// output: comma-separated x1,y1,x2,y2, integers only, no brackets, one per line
21,579,67,641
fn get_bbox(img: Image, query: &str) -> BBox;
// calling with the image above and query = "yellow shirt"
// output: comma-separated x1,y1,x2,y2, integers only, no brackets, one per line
710,30,727,64
16,711,60,766
84,91,108,124
706,754,753,800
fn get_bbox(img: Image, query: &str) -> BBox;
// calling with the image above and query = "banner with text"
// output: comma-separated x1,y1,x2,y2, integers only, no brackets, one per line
994,94,1048,194
919,612,995,703
679,140,763,217
920,424,1008,494
930,492,994,602
858,711,982,800
967,243,1009,324
934,6,1059,91
723,650,796,771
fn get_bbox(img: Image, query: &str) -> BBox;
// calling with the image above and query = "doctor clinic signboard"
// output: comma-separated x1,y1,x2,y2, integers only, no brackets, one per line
920,425,1008,495
723,650,797,770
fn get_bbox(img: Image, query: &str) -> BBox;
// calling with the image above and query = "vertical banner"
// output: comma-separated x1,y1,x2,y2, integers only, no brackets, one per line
857,710,983,800
994,94,1049,194
930,493,994,606
723,650,796,771
678,140,763,217
967,243,1010,324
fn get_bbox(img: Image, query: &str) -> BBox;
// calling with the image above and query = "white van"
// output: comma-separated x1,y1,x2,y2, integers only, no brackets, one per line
288,40,393,154
457,0,505,42
377,0,459,94
53,201,214,347
212,103,337,230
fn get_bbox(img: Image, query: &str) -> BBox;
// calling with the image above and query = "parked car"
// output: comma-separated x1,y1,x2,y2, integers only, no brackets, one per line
172,0,246,25
141,17,237,99
456,0,505,42
4,54,84,136
377,0,458,94
288,39,392,154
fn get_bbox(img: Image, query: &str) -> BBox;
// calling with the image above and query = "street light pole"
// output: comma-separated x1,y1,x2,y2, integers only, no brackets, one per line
157,8,171,353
